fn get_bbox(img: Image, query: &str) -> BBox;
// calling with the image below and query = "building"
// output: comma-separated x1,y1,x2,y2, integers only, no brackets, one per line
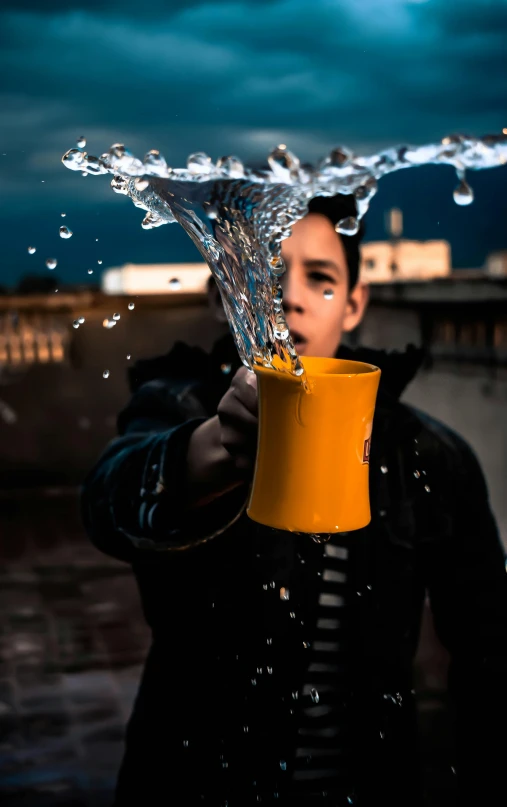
360,239,452,283
102,262,210,296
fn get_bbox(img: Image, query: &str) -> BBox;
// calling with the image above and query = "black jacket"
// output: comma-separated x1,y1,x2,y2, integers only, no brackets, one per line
81,333,507,807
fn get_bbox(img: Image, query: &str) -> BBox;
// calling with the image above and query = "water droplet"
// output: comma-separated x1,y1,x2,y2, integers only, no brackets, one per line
354,177,377,202
290,611,296,619
302,641,310,649
62,148,85,169
78,317,85,324
221,363,232,375
310,688,320,704
143,149,169,176
183,739,189,747
267,638,272,645
451,766,456,775
347,797,355,805
111,175,129,194
279,760,287,771
424,485,431,493
269,581,276,589
380,465,388,474
292,690,299,700
294,358,305,377
97,259,103,265
45,258,57,270
112,312,121,321
27,246,36,254
267,666,273,674
326,146,353,168
216,155,245,178
128,302,135,310
335,216,359,236
87,269,93,275
103,370,110,379
134,177,150,191
323,288,334,300
257,667,263,674
267,145,301,181
59,226,73,239
380,731,385,740
77,136,86,148
413,470,421,479
169,278,181,290
187,152,213,174
262,583,268,591
73,320,80,329
311,533,332,544
142,212,164,229
103,318,116,329
61,213,66,217
280,587,289,601
243,725,249,733
222,761,228,768
453,179,474,206
357,591,363,597
126,354,131,360
251,678,257,686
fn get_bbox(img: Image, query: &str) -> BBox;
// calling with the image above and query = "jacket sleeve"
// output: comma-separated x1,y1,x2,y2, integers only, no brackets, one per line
422,433,507,804
80,378,248,562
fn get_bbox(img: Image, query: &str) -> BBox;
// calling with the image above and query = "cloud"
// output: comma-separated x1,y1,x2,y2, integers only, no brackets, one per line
0,0,506,284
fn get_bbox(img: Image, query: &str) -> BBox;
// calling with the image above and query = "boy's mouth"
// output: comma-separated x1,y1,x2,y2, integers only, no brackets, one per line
290,329,307,349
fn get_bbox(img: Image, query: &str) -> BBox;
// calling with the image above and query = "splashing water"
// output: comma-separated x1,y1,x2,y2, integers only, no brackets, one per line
62,133,507,383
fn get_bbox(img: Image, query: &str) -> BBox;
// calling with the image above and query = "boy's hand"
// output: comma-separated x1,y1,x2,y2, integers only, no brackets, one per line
217,367,258,473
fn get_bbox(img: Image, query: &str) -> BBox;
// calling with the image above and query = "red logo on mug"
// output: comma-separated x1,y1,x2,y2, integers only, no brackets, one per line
363,437,371,464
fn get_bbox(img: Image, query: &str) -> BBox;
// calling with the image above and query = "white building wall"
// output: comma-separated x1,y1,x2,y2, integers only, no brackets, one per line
360,240,451,283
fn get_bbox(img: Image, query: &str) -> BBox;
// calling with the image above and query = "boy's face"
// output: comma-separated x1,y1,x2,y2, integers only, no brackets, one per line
279,212,369,358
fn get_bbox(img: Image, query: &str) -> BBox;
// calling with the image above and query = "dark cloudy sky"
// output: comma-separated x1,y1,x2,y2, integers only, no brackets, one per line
1,0,507,289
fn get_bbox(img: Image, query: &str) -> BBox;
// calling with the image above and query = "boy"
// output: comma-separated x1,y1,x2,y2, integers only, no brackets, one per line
82,195,507,806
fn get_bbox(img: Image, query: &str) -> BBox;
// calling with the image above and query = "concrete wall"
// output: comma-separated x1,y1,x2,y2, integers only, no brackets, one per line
357,303,507,549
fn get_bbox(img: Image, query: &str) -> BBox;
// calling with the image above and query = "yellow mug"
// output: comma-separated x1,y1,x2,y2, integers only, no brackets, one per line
246,356,381,534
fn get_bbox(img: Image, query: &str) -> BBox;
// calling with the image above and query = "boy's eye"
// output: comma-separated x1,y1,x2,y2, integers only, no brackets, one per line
309,272,333,283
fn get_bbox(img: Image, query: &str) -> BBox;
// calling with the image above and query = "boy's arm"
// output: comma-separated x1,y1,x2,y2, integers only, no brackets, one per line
80,379,249,562
421,435,507,804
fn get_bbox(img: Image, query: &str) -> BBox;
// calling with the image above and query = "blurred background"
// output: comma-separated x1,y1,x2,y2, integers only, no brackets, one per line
0,1,506,805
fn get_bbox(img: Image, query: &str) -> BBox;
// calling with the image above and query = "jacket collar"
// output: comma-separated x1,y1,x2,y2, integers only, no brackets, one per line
336,342,426,401
129,329,426,404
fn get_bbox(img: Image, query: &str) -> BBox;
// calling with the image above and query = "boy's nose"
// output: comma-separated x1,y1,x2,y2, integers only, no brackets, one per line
281,270,305,313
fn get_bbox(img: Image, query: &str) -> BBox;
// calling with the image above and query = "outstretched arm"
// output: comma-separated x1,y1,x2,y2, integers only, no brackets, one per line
81,378,248,562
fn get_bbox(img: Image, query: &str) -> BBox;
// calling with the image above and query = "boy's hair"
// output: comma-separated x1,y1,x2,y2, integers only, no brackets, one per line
307,194,365,291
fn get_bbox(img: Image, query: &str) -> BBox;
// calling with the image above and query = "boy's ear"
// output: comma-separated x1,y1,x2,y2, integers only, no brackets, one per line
342,280,370,333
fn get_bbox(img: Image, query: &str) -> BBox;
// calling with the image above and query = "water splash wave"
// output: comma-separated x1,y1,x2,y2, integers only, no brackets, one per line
62,134,507,379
